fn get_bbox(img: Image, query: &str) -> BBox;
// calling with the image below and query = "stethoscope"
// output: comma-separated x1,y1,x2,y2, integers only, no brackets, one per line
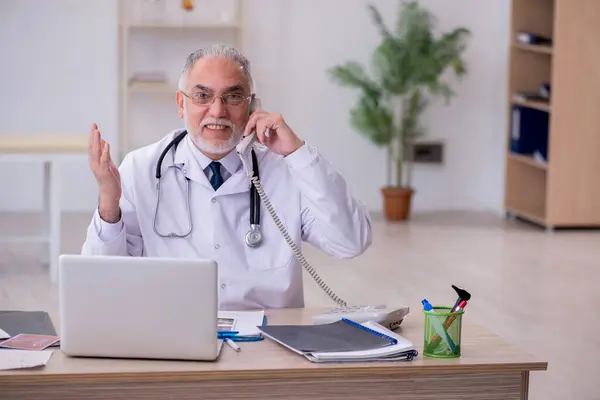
153,130,263,248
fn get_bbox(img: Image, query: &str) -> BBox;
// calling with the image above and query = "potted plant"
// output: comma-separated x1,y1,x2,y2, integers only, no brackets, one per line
328,1,470,221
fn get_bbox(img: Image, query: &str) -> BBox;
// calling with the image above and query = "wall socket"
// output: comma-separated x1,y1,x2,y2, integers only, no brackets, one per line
407,141,444,164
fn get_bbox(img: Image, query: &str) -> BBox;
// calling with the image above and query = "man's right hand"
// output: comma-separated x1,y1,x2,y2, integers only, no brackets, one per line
89,123,122,223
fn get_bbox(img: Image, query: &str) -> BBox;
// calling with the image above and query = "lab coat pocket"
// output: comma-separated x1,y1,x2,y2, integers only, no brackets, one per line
240,212,294,272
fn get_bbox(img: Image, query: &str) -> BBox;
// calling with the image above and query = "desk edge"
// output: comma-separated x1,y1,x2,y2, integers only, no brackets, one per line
0,361,549,385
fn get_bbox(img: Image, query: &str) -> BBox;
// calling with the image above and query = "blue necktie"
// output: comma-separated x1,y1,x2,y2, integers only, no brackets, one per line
208,161,224,190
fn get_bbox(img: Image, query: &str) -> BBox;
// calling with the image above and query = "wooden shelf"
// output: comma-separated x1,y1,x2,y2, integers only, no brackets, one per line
0,135,88,154
117,0,244,159
505,0,600,228
128,82,178,94
124,21,241,29
505,157,547,225
511,98,551,112
508,153,548,170
513,43,553,55
505,206,547,226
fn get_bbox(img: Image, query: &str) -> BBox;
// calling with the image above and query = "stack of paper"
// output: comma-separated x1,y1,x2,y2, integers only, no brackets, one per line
0,349,53,371
218,310,266,341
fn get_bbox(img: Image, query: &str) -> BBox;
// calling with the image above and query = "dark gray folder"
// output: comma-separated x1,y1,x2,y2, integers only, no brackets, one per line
0,311,57,338
258,319,396,353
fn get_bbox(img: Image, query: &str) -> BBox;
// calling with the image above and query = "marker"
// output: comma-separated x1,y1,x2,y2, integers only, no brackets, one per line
218,331,239,339
453,299,468,313
226,338,241,352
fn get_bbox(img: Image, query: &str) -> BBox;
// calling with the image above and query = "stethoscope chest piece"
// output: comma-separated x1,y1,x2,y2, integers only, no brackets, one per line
245,224,263,248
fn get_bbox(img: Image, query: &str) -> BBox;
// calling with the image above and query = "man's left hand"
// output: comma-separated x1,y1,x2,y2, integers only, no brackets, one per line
243,109,304,156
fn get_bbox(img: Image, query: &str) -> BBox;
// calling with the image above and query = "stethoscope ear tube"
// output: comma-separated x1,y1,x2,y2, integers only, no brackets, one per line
156,130,188,179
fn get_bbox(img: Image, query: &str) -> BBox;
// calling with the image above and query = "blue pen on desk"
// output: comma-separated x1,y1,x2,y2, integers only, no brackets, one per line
422,299,457,353
218,331,239,339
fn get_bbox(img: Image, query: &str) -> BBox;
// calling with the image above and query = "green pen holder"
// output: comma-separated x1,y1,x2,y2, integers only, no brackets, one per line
423,306,464,358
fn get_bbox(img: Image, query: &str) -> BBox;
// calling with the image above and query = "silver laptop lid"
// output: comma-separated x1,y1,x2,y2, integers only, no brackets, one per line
58,254,219,361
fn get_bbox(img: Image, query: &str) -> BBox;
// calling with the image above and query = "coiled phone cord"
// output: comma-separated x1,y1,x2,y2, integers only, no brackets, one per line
246,171,348,308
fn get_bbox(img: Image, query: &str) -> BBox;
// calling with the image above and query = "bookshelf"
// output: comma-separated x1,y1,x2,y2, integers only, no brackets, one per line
117,0,244,160
505,0,600,229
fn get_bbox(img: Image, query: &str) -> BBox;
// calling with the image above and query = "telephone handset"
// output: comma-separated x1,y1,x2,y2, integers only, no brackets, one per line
236,96,260,156
236,98,410,330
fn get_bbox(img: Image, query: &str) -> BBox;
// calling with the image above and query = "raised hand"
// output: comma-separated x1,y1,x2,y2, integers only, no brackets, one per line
243,109,304,157
88,123,121,223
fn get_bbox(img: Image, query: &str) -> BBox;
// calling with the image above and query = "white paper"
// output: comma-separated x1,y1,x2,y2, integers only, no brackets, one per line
0,349,53,370
217,317,237,332
0,328,9,340
218,310,264,337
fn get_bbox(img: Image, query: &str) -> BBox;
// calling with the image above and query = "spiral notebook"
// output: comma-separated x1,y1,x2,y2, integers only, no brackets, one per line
258,318,417,362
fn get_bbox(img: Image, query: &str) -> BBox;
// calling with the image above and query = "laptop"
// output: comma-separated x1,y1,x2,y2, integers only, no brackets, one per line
58,254,222,361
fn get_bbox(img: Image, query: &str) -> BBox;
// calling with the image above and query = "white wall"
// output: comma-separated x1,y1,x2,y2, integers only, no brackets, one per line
0,0,509,214
0,0,119,212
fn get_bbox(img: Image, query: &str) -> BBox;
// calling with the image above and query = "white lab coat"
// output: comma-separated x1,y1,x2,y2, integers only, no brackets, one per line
81,129,373,310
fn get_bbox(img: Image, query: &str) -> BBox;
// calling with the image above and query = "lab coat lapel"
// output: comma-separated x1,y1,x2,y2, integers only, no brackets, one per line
172,137,269,195
216,170,249,196
173,137,212,190
217,148,269,196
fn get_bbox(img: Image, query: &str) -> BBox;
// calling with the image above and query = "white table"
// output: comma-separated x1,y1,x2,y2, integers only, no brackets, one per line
0,135,88,281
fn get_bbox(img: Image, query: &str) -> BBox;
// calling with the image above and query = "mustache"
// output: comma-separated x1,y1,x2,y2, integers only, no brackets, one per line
200,118,234,129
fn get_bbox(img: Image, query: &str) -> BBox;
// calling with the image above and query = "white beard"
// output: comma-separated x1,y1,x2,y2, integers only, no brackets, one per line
187,124,242,155
184,110,243,155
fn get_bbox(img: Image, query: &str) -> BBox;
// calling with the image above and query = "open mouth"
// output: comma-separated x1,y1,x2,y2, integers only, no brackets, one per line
204,124,231,131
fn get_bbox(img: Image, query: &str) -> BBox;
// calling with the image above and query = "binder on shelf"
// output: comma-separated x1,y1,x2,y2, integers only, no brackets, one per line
510,105,550,162
516,31,553,47
258,319,417,363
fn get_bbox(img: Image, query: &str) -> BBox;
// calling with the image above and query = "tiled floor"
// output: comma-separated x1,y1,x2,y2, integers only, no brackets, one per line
1,210,599,400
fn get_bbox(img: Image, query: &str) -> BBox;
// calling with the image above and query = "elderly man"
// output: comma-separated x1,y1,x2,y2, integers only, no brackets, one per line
82,44,372,310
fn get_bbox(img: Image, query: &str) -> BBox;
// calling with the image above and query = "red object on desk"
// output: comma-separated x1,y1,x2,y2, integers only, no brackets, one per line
430,300,467,346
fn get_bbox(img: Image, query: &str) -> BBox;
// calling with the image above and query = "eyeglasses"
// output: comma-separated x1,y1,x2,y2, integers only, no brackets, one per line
180,91,252,107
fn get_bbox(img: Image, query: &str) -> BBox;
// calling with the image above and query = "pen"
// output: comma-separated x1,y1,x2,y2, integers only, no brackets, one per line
226,338,241,352
218,332,239,339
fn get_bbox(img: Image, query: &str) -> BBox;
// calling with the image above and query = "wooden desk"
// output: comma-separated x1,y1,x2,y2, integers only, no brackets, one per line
0,135,88,282
0,308,547,400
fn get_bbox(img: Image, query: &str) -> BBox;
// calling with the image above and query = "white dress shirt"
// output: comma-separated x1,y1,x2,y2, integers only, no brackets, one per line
186,134,238,183
82,129,373,310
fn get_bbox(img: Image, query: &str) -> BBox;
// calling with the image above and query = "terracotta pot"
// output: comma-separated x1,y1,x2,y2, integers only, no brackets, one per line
381,187,415,221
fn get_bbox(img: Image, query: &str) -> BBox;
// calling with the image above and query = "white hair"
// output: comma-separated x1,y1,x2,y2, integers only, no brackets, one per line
177,44,254,92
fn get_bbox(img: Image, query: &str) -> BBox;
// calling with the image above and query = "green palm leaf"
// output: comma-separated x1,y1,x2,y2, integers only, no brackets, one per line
328,0,469,187
350,94,395,146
